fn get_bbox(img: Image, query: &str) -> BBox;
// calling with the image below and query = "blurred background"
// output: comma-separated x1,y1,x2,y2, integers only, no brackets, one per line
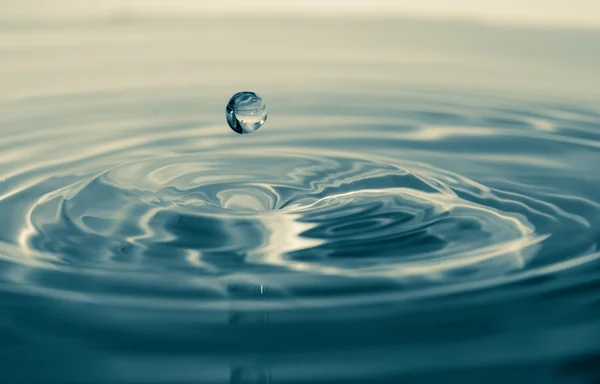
2,0,599,103
3,0,600,27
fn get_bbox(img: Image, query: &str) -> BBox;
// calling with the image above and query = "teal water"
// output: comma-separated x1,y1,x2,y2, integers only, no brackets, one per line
1,16,600,383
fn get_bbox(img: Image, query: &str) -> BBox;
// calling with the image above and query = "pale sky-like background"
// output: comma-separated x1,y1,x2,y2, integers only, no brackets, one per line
2,0,600,28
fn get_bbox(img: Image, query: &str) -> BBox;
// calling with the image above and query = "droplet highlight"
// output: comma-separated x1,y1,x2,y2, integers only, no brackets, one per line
226,92,268,134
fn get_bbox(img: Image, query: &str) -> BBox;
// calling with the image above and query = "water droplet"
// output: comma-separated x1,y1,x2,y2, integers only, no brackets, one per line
226,92,268,134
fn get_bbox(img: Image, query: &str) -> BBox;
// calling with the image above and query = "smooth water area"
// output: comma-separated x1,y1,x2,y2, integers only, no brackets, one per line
1,16,600,383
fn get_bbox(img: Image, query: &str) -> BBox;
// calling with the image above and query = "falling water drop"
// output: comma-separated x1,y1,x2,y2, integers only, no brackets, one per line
226,92,268,134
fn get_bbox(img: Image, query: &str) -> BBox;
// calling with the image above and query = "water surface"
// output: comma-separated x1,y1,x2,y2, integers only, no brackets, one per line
1,16,600,383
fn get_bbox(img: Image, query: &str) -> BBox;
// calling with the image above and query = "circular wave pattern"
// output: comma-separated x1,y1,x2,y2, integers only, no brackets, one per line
24,152,537,287
1,90,598,309
1,88,600,382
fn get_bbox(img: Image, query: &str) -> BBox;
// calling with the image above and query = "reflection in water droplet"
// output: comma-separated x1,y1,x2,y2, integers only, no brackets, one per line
226,92,268,134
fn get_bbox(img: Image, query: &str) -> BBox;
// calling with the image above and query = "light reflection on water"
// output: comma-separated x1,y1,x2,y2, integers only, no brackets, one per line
0,16,600,383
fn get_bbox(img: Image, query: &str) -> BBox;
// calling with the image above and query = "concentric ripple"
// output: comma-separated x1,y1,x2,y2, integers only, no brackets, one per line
1,88,599,316
19,151,540,296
